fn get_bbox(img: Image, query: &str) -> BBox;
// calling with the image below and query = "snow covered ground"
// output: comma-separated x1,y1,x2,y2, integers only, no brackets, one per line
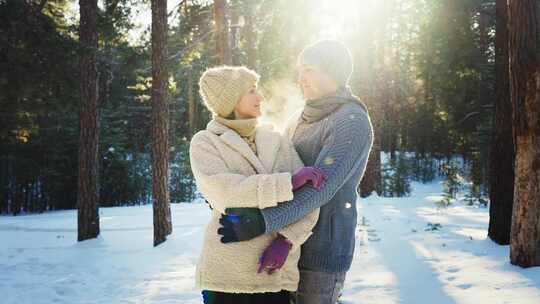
2,180,540,304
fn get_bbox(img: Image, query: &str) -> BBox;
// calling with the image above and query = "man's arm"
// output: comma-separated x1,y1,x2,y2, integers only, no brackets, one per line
261,107,374,233
218,106,374,243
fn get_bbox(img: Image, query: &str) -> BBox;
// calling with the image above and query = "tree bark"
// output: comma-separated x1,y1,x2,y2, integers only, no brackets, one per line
508,0,540,267
213,0,231,65
187,67,197,138
479,4,489,58
151,0,172,247
360,2,389,197
77,0,100,241
488,0,514,245
243,5,256,69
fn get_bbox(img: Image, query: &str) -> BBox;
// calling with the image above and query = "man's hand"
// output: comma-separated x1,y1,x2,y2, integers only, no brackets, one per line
218,208,265,243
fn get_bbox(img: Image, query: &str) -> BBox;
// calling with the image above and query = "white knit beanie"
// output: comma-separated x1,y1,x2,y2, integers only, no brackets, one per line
198,66,260,118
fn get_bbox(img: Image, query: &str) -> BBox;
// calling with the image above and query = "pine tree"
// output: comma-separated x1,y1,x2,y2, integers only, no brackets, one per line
77,0,100,241
488,0,514,245
213,0,231,65
151,0,172,247
508,0,540,267
440,160,463,206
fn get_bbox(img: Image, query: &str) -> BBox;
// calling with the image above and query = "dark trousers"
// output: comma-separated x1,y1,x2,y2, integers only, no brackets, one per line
202,290,291,304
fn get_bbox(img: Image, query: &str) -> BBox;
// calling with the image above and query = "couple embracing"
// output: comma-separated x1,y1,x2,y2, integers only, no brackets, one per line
189,40,374,304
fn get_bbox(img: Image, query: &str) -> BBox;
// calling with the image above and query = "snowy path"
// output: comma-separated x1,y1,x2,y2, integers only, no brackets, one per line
2,181,540,303
342,182,540,304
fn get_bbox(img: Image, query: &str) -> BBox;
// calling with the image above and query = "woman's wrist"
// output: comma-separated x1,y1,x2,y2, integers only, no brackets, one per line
277,233,293,249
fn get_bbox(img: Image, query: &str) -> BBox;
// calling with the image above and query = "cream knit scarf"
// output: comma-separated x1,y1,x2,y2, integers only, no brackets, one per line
214,116,258,154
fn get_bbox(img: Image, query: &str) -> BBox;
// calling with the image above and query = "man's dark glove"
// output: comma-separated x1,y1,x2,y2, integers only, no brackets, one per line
218,208,265,243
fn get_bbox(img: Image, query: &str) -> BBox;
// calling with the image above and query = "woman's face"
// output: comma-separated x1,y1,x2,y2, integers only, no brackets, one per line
297,64,338,101
233,85,263,119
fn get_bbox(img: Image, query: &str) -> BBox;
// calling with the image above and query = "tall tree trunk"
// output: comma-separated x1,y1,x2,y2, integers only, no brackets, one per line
213,0,231,65
77,0,100,241
187,67,196,138
243,5,256,69
488,0,514,245
479,4,489,58
13,183,22,216
360,2,388,197
151,0,172,247
379,1,393,161
477,3,492,191
508,0,540,267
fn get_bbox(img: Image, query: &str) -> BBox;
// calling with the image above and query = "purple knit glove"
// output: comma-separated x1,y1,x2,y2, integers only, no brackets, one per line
258,234,293,274
292,166,326,190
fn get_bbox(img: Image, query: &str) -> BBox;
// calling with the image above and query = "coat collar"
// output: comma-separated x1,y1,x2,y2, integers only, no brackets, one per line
255,127,281,173
206,120,281,174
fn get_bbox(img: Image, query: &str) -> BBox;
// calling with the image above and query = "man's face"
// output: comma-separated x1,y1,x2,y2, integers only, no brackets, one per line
297,64,338,101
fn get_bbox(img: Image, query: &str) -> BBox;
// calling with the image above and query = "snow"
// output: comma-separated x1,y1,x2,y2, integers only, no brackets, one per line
2,181,540,303
1,205,206,304
348,181,540,304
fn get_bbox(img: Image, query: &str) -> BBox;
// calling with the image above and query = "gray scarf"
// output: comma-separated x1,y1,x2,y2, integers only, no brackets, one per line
301,86,363,123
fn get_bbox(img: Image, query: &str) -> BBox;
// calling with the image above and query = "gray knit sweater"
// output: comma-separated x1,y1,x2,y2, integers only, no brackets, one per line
261,97,374,273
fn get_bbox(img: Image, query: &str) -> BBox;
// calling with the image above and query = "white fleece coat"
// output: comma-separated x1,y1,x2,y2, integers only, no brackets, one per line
189,120,319,293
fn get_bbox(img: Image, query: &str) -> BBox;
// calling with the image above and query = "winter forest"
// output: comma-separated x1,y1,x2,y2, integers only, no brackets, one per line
2,0,540,303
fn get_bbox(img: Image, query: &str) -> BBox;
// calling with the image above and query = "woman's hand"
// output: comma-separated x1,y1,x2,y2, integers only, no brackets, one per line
291,166,326,190
258,234,293,274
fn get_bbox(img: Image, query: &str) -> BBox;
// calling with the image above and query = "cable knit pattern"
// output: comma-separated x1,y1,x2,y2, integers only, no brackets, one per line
261,101,374,272
189,119,319,293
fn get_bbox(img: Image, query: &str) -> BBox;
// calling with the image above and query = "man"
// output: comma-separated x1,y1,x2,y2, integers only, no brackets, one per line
218,40,374,304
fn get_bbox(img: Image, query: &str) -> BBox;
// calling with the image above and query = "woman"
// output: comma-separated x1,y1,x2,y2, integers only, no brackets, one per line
190,66,324,304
